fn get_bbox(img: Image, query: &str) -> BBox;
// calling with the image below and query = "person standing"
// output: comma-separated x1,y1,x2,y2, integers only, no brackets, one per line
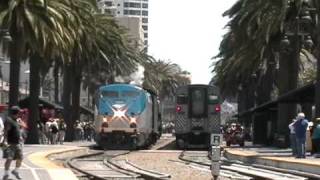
58,119,66,144
293,113,309,158
1,106,24,180
289,119,297,156
49,118,59,144
312,118,320,157
0,116,4,144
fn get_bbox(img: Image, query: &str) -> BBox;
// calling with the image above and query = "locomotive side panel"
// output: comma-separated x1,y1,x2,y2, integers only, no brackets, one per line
208,86,221,134
136,92,153,146
175,86,189,134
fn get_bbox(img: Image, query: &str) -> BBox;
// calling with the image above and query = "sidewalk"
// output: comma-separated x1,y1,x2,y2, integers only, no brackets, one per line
0,143,90,180
224,145,320,176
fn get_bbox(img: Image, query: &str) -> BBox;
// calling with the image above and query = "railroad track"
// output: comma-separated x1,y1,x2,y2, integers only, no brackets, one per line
179,150,315,180
67,150,170,180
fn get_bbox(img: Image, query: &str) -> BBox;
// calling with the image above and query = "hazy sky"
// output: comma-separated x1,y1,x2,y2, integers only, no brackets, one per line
148,0,236,84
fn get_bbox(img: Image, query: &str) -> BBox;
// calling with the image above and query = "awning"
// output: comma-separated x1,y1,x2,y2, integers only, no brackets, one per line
80,105,94,115
19,97,94,116
19,97,63,110
237,83,315,118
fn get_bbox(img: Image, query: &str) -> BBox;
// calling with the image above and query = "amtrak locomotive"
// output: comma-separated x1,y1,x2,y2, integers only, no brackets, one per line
94,84,161,149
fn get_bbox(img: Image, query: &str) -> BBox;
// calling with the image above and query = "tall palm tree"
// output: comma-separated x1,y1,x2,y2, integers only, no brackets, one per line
213,0,314,145
143,58,191,99
310,0,320,118
62,1,143,141
0,0,77,143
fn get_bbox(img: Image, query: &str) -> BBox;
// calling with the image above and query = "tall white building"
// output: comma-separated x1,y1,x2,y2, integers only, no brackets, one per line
97,0,149,48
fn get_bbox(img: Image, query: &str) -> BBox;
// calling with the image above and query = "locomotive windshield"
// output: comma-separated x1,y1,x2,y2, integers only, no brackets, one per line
101,91,119,98
191,89,206,116
122,91,140,97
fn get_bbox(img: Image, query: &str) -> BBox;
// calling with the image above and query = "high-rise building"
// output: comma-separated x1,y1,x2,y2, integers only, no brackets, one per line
97,0,149,48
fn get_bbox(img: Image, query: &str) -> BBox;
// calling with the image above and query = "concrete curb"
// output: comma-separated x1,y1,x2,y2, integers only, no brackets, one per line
225,149,320,175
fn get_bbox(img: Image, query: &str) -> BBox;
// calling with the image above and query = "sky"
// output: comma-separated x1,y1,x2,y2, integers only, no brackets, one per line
148,0,237,84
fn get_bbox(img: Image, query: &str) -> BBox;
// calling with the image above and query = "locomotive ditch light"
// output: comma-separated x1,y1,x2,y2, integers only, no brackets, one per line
103,117,108,122
130,117,137,123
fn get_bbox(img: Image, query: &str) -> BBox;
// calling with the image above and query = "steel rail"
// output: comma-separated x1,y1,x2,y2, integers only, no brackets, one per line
180,150,313,180
66,150,138,179
106,158,171,179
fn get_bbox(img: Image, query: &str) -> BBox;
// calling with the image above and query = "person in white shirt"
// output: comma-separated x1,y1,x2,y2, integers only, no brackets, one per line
289,119,297,156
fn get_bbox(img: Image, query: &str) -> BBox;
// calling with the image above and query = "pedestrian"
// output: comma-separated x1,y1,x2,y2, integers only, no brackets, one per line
1,106,24,180
289,118,297,156
49,118,59,144
293,112,309,158
312,118,320,158
0,116,4,144
58,119,66,144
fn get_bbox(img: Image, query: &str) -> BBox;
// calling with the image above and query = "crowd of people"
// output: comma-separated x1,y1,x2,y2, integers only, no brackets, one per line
0,106,95,180
288,112,320,158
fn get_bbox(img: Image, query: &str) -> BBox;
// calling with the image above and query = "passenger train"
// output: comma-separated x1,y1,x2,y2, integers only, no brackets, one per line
174,84,221,149
94,84,161,149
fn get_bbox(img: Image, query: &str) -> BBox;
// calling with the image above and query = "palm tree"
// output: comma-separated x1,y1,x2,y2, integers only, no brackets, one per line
62,1,143,141
213,0,315,145
310,0,320,118
143,58,191,99
0,0,77,143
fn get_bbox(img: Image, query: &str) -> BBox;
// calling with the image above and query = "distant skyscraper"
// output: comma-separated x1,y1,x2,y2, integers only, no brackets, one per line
97,0,149,48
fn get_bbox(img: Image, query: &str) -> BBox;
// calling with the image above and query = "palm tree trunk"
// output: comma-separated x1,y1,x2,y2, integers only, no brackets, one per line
25,53,41,144
8,40,22,107
316,58,320,118
62,63,74,141
277,50,298,147
72,71,82,127
71,58,82,142
256,61,275,105
53,61,60,103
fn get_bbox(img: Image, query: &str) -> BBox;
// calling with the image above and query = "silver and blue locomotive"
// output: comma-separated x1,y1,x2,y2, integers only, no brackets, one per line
94,84,161,149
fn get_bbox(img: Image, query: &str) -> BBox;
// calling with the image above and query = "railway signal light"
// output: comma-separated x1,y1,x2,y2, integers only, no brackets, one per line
215,105,221,112
176,105,182,113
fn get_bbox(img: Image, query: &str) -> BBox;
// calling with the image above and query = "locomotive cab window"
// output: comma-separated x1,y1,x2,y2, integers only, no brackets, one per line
190,89,206,117
208,95,219,104
101,91,119,98
177,95,188,104
122,91,140,97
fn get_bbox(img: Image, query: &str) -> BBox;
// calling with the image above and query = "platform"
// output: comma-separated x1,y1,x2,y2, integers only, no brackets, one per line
224,145,320,176
0,142,92,180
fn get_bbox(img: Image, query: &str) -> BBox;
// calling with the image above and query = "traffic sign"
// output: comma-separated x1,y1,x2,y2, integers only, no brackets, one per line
210,134,222,146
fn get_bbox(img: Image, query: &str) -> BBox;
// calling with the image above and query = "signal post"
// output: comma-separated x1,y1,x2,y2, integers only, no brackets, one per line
210,133,222,179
